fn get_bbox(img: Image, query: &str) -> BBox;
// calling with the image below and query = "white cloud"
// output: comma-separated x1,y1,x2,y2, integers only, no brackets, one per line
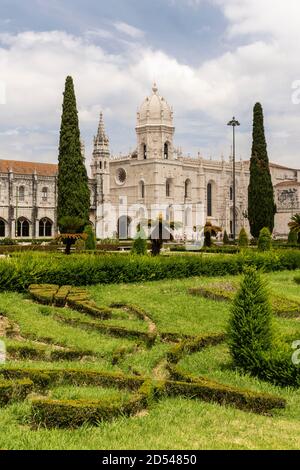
1,1,300,169
113,22,144,39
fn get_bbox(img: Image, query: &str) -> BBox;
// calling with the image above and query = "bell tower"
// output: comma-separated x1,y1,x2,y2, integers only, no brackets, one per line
136,83,175,161
91,112,110,200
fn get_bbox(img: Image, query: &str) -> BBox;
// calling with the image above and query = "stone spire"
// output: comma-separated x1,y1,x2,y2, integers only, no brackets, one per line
93,112,110,157
91,112,110,179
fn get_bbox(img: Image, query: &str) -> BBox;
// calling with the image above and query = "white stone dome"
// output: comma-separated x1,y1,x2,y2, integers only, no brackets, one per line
137,83,173,126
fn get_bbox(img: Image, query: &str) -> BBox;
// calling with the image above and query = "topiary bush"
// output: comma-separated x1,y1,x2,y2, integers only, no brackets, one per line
238,228,249,248
131,228,147,255
84,225,96,251
228,267,273,370
258,227,272,252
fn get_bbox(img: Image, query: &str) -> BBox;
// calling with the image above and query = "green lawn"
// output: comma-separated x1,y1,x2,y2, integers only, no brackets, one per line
0,269,300,450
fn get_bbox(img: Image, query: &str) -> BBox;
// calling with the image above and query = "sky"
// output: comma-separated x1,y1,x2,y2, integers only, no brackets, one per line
0,0,300,170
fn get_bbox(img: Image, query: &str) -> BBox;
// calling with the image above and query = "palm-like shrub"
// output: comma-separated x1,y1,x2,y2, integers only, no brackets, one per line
142,214,182,256
238,228,249,248
58,216,87,255
288,213,300,244
228,267,273,369
204,221,222,247
258,227,272,252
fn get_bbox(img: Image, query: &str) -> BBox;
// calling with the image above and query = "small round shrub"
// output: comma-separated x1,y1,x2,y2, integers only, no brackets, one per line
238,228,249,248
131,228,147,255
258,227,272,252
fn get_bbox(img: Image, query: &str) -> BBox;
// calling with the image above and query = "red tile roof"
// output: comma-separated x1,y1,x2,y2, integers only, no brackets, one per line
0,159,58,176
274,180,300,187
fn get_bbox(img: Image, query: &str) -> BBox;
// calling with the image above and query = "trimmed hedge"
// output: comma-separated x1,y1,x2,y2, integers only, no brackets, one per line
170,245,240,254
0,378,33,405
6,340,96,362
0,250,300,292
31,394,144,428
190,284,300,318
164,329,286,414
55,314,156,346
165,370,285,414
29,284,112,320
167,333,226,364
0,367,145,391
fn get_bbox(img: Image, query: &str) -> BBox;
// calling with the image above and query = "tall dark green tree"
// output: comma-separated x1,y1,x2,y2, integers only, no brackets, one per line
57,76,90,252
248,103,276,238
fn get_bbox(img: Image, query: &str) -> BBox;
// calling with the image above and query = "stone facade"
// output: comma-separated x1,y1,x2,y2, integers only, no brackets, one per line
0,84,299,240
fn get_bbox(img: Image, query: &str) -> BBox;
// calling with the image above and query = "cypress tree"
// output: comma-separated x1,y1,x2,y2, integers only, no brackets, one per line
223,230,230,245
248,103,276,238
57,76,90,248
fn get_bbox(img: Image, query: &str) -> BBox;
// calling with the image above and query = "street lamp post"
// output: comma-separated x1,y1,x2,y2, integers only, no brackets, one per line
227,117,240,241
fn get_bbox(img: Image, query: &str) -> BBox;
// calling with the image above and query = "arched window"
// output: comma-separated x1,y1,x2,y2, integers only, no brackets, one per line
17,218,30,237
230,186,233,201
166,205,174,222
18,186,25,202
100,161,102,169
42,187,48,201
39,218,52,237
207,183,212,217
104,161,107,169
139,181,145,199
166,179,171,197
118,216,132,240
185,179,191,199
143,144,147,160
164,142,169,160
0,219,5,237
185,207,192,226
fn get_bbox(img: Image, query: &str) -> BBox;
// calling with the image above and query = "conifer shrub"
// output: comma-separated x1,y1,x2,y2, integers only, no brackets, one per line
238,228,249,248
258,227,272,252
228,267,273,370
223,230,230,245
228,268,300,386
131,228,147,255
84,225,96,251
